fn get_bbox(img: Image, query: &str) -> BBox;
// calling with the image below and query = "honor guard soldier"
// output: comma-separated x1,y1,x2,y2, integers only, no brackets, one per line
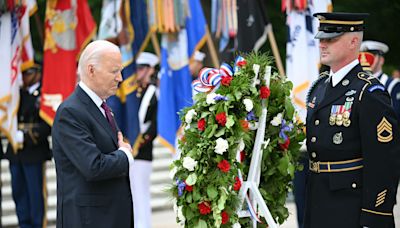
6,63,52,228
304,12,400,228
360,41,400,121
132,52,159,228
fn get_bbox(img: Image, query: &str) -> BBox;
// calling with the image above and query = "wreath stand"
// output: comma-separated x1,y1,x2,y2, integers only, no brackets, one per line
237,66,278,228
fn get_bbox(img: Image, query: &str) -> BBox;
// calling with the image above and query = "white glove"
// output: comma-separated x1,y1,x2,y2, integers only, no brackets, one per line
16,130,24,143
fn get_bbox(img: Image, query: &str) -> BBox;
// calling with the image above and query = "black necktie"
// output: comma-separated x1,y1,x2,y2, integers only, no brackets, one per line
101,102,117,132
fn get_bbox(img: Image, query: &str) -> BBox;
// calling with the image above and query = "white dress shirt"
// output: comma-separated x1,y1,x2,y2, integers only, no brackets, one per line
330,59,359,87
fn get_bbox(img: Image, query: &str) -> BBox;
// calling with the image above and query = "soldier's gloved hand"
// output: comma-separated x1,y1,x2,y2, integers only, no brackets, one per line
16,130,24,143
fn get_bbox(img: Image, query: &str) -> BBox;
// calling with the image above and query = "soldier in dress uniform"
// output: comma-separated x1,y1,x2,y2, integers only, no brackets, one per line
132,52,159,228
304,12,400,228
360,41,400,121
6,63,52,228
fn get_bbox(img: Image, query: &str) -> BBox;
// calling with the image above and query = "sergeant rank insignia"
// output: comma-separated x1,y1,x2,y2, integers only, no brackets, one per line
329,97,354,127
377,117,393,143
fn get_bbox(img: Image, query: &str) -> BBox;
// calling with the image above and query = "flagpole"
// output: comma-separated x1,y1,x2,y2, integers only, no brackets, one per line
266,25,285,76
205,26,220,68
151,32,161,57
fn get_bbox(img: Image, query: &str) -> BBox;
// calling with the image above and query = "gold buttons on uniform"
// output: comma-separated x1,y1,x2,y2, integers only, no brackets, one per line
315,120,320,125
352,183,357,188
311,137,317,142
311,152,317,158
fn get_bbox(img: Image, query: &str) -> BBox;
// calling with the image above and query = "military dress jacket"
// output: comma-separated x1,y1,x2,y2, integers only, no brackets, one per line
304,64,400,228
377,72,400,122
6,85,52,163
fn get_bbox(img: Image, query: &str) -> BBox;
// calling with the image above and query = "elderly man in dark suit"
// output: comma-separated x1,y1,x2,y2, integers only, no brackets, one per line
305,13,400,228
52,40,134,228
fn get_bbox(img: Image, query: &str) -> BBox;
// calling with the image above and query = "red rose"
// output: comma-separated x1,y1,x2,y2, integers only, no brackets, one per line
215,112,227,126
185,184,193,192
221,211,229,224
240,151,246,163
198,118,206,131
218,160,231,173
198,202,211,215
260,86,271,99
279,138,290,150
240,119,249,131
233,176,242,191
221,75,233,86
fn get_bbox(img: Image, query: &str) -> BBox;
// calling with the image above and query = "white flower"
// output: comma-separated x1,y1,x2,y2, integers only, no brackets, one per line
169,166,178,179
243,98,253,112
236,139,245,162
271,113,283,126
215,138,229,155
182,156,197,171
185,109,197,124
232,223,241,228
206,92,217,105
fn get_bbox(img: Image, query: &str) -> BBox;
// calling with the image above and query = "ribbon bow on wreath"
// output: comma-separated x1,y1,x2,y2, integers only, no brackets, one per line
192,56,247,93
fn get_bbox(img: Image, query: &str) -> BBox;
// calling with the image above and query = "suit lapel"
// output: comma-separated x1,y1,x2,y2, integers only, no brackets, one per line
314,65,359,112
76,86,118,146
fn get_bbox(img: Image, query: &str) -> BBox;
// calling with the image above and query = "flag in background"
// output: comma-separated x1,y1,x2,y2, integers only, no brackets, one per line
99,0,154,148
236,0,269,52
21,0,37,71
0,2,33,151
286,0,332,122
157,0,207,152
40,0,96,126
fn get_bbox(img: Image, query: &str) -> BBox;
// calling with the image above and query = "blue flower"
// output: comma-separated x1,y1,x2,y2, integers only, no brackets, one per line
214,95,228,101
279,120,293,141
176,179,186,197
246,111,257,121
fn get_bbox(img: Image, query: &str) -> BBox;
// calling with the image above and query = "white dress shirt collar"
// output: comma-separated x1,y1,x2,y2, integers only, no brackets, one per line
330,59,359,87
79,81,104,110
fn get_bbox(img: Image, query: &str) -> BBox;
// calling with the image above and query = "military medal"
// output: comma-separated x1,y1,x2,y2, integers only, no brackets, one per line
336,113,343,126
329,106,338,126
333,132,343,144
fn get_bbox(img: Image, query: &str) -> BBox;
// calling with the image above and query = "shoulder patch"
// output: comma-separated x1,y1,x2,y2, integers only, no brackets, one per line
368,84,386,93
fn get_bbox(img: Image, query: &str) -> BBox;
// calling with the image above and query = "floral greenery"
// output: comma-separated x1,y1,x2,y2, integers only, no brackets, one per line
169,52,306,227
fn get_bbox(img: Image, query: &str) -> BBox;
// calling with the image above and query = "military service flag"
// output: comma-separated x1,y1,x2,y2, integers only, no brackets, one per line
40,0,96,126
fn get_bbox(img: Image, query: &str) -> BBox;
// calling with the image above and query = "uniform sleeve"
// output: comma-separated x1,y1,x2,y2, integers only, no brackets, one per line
389,83,400,121
141,95,158,147
358,85,400,227
53,107,129,182
24,118,51,147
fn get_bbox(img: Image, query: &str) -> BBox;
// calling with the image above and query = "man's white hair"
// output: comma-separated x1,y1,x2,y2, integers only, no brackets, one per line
78,40,120,78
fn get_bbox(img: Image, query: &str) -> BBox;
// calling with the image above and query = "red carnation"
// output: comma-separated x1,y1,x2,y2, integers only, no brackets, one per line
240,119,249,131
218,160,231,173
240,151,246,163
221,211,229,224
198,202,212,215
221,75,233,86
198,118,206,131
216,112,227,126
260,86,271,99
279,138,290,150
233,176,242,191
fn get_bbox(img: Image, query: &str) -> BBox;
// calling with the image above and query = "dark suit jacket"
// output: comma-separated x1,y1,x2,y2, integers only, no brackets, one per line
304,64,400,228
52,86,133,228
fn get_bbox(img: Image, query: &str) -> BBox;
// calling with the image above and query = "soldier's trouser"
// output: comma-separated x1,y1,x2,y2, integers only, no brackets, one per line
9,162,44,228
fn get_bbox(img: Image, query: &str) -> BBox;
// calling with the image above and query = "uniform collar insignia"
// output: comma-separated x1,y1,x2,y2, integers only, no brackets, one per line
342,79,350,86
345,90,356,96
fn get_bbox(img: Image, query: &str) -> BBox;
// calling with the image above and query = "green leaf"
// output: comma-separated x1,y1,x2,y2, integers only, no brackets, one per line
214,128,226,137
277,155,290,175
284,97,295,120
195,219,208,228
186,173,197,185
207,186,218,199
225,115,235,129
193,187,201,201
186,194,192,203
205,124,218,138
184,206,194,220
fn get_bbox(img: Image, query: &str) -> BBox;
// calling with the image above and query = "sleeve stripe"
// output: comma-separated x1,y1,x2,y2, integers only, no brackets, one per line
362,208,393,216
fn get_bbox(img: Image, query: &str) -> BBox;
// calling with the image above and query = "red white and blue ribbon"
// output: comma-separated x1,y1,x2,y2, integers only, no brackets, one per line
233,55,246,74
193,63,234,93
